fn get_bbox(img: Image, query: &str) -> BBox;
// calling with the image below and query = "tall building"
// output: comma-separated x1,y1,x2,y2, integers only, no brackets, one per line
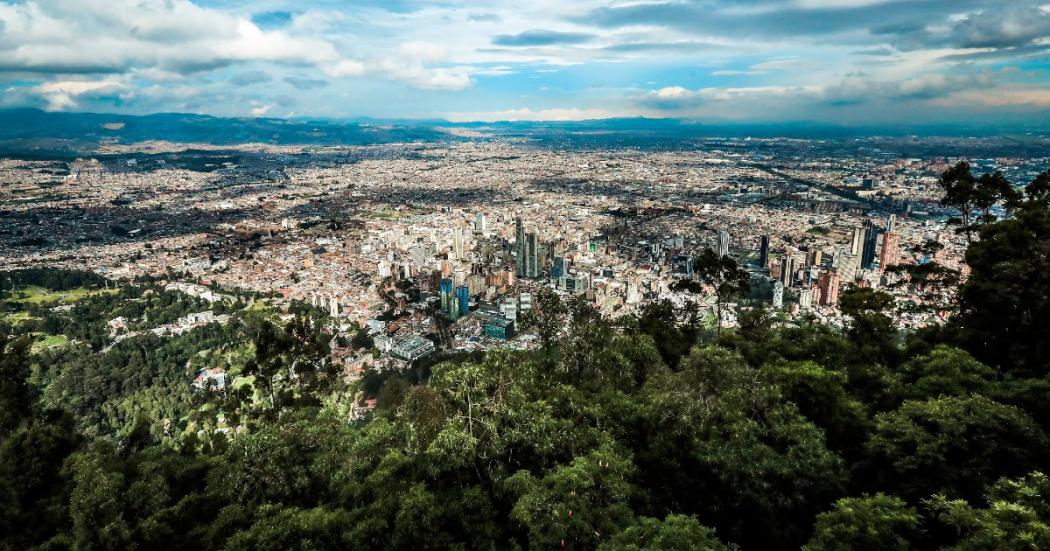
439,278,453,309
780,252,795,287
514,217,526,277
525,232,541,279
879,231,900,270
861,220,879,269
838,253,861,283
551,256,565,279
806,249,823,268
452,226,465,258
772,281,784,308
850,226,864,256
798,287,814,309
817,271,840,306
758,234,769,268
474,212,487,233
717,229,730,258
455,285,470,316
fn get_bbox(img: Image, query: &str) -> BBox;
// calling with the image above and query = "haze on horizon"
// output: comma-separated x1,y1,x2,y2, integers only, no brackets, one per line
1,0,1049,126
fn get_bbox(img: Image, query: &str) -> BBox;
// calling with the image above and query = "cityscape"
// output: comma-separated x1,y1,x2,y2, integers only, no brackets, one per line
3,1,1050,549
6,136,1031,367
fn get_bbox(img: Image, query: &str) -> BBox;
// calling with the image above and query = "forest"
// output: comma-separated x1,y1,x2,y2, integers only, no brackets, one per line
1,163,1049,550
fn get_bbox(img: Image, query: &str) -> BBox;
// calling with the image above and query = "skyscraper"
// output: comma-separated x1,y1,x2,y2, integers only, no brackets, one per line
717,229,730,258
758,234,769,268
850,226,864,256
817,271,840,306
452,226,464,258
525,232,540,279
551,256,565,279
455,285,470,316
780,251,796,287
439,278,453,309
838,253,861,283
514,217,526,277
879,231,900,270
861,220,879,269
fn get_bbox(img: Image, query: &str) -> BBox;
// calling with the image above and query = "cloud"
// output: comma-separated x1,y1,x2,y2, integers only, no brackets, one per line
468,13,500,23
492,30,596,47
31,77,128,111
823,71,999,104
230,70,272,86
372,56,472,90
946,6,1050,49
853,47,895,56
444,107,620,122
399,41,449,64
284,76,328,90
250,103,273,117
712,70,766,76
579,0,1002,43
600,41,730,55
0,1,353,74
751,57,810,71
636,84,821,110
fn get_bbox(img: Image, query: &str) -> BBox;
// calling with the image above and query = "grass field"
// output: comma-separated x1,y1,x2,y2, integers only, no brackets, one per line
31,333,69,352
7,286,118,306
2,311,38,325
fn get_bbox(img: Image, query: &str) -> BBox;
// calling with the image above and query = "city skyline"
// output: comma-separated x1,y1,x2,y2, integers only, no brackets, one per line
0,1,1048,125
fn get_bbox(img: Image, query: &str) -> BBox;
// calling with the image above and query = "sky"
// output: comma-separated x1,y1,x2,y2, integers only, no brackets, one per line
1,0,1049,125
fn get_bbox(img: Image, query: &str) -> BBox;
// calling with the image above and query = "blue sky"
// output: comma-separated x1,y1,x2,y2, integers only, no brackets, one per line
1,0,1049,125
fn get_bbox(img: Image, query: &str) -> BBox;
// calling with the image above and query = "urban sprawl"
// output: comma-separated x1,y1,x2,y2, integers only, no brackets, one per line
3,139,1046,394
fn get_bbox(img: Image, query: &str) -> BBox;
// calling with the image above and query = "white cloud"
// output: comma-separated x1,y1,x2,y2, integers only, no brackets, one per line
712,70,767,76
399,42,449,64
444,107,622,122
0,0,473,92
637,84,821,109
250,104,273,117
33,77,127,111
325,60,367,78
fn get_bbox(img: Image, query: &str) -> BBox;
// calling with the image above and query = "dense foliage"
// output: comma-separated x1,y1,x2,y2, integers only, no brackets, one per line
2,168,1050,550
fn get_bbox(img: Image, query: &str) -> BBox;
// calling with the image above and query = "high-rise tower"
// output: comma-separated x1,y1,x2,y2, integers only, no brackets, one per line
758,234,769,268
514,217,526,277
525,232,540,279
717,229,730,258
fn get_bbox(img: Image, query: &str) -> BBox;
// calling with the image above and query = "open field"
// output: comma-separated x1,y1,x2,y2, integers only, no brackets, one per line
7,286,118,305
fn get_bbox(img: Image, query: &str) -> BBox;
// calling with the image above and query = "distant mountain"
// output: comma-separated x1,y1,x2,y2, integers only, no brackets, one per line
0,109,458,155
0,109,1047,157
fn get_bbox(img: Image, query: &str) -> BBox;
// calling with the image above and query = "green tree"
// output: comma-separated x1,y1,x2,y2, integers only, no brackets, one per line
953,196,1050,375
899,346,995,400
0,334,32,436
0,410,80,550
864,395,1049,502
224,505,353,551
926,471,1050,550
243,315,334,417
640,346,846,549
506,442,637,549
601,514,732,551
805,494,921,551
939,161,1020,242
67,448,131,551
760,359,870,459
532,286,567,364
678,249,751,338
